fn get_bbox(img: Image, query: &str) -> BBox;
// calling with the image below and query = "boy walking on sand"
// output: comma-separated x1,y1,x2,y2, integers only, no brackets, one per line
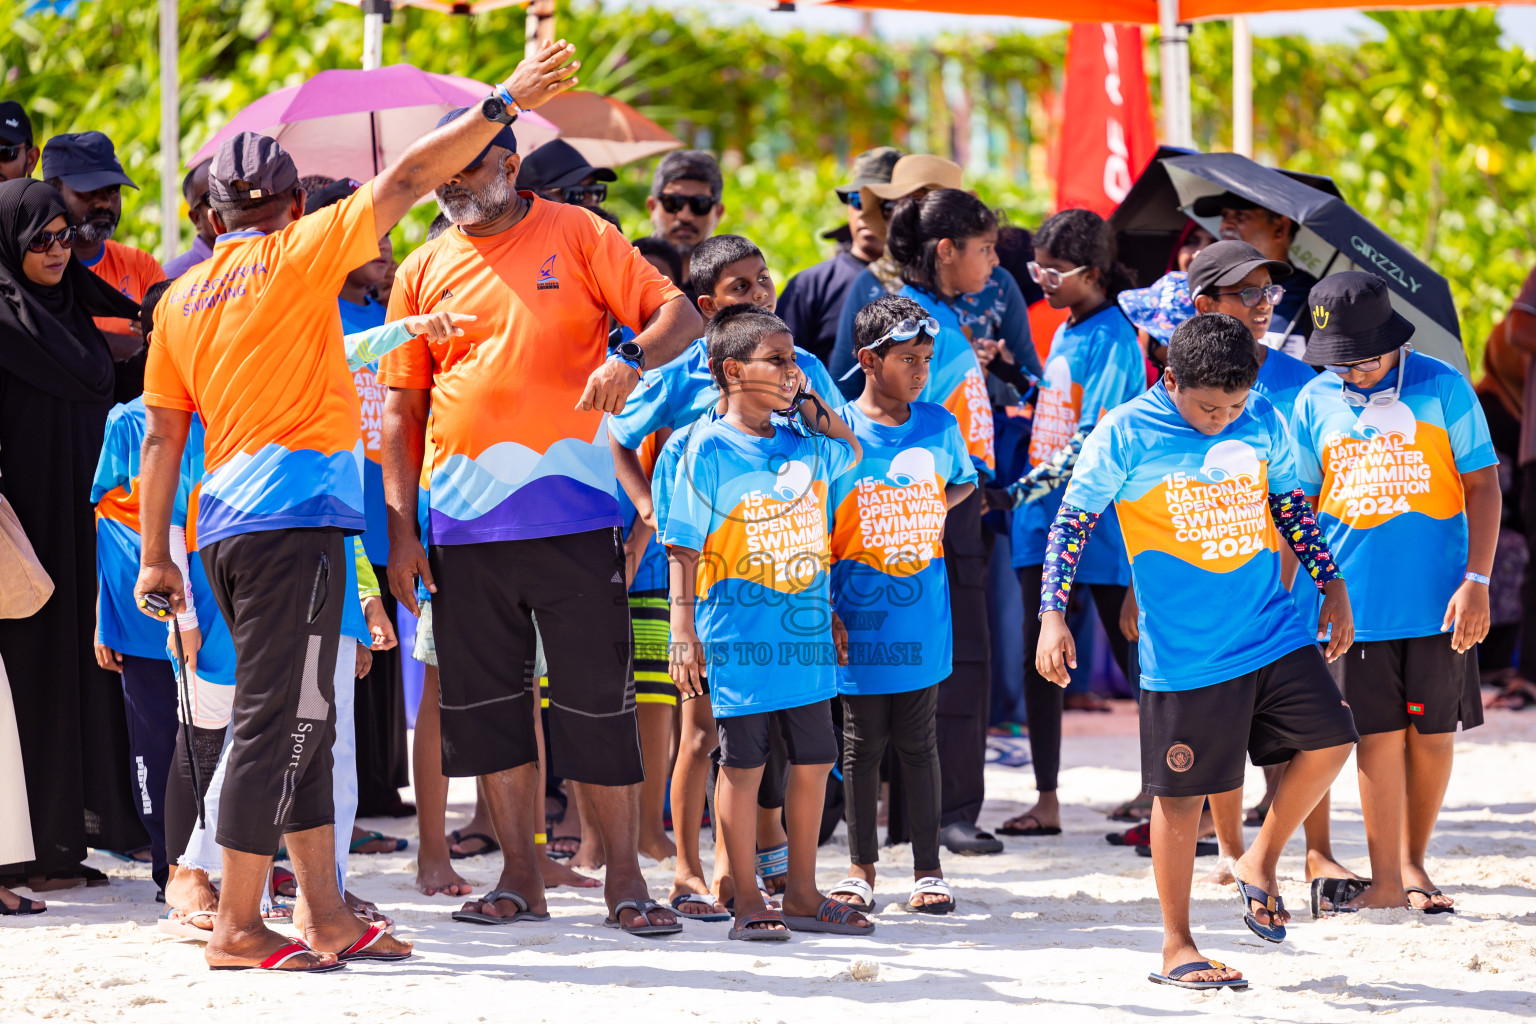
1036,313,1358,989
664,306,873,941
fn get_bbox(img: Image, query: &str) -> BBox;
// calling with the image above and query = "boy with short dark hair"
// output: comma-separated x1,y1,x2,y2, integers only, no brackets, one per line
825,295,976,916
1036,312,1358,989
664,305,872,941
1292,272,1498,915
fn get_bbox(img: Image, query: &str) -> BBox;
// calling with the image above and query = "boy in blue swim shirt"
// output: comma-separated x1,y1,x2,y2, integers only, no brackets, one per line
1035,314,1359,990
825,295,976,916
664,305,873,941
1292,273,1498,915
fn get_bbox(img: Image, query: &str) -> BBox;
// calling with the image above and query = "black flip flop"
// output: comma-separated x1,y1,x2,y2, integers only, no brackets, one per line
1134,841,1217,857
995,814,1061,837
0,894,46,916
1310,877,1370,918
1406,886,1455,915
448,831,500,860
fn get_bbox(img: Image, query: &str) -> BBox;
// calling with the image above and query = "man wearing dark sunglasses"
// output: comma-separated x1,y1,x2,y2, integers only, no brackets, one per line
645,149,723,283
0,101,39,182
43,131,167,396
515,138,615,211
163,158,217,279
777,146,901,366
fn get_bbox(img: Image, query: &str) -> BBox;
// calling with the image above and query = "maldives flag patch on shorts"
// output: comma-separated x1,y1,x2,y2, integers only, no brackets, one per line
1407,702,1425,716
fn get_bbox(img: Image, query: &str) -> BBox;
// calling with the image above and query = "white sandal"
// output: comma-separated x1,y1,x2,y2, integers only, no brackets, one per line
828,876,876,913
907,876,955,915
158,907,218,941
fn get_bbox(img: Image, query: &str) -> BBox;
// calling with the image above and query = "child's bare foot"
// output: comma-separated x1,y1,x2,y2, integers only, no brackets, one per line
1197,859,1236,885
1231,852,1291,929
570,836,605,872
1305,848,1363,882
1159,941,1243,985
1402,866,1453,911
416,856,474,897
541,852,601,889
639,830,676,864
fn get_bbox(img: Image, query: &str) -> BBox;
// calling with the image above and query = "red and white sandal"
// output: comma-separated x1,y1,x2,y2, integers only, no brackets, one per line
210,941,343,973
337,922,412,963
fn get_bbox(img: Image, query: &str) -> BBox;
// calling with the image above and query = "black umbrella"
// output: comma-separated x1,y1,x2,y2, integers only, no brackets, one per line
1109,147,1342,292
1160,152,1466,374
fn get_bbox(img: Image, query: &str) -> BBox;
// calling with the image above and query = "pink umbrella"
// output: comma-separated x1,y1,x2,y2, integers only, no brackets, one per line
189,63,559,181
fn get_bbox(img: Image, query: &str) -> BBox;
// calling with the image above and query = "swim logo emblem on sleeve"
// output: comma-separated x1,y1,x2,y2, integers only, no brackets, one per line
1316,396,1461,528
1118,438,1278,571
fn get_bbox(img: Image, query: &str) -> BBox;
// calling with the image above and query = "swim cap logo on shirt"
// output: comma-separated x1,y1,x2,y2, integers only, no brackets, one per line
1043,355,1074,395
537,254,560,291
772,459,813,502
886,447,937,489
1351,400,1418,445
1197,440,1262,485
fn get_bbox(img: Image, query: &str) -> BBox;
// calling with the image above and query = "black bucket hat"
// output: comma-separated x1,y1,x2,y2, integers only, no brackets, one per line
1302,271,1415,365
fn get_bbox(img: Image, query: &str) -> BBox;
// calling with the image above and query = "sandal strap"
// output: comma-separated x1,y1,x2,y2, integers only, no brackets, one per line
260,942,317,970
755,842,789,876
480,889,529,912
911,877,952,896
341,923,386,957
1238,881,1277,912
818,898,860,924
1167,959,1226,981
742,909,785,926
829,877,873,900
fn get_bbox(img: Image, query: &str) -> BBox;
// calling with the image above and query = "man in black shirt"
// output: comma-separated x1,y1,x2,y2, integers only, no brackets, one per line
1192,192,1316,359
776,147,901,365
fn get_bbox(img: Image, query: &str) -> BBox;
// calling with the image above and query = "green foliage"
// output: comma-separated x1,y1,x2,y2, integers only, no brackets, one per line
2,0,1531,365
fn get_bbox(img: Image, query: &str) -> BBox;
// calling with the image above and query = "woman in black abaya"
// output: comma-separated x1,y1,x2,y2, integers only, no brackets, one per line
0,178,147,890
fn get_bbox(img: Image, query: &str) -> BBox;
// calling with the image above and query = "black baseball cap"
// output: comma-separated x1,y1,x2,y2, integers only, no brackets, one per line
1186,239,1291,299
436,107,518,170
208,133,298,203
1303,271,1415,365
1190,190,1264,218
516,139,613,191
834,146,902,199
0,102,31,146
40,131,138,191
304,178,362,215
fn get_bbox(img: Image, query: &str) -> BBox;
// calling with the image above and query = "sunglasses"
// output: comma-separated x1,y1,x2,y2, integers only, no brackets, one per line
27,225,76,253
838,317,941,380
842,190,863,210
0,143,24,163
1027,262,1090,288
656,193,717,216
561,183,607,205
1323,355,1383,374
1213,284,1285,308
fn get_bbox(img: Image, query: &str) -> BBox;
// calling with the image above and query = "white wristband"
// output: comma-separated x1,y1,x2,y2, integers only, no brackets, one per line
1464,571,1490,586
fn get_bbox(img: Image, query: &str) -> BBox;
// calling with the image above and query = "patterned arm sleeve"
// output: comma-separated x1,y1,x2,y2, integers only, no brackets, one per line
1010,426,1089,507
1040,503,1101,616
1268,489,1343,590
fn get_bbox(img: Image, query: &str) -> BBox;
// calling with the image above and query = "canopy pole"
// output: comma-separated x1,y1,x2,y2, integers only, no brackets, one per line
1232,15,1253,157
526,0,556,60
362,0,391,71
158,0,179,263
1158,0,1192,148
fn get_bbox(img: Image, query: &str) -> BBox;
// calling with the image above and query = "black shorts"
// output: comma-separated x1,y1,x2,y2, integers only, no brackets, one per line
430,528,643,786
1140,645,1360,798
1329,633,1482,736
716,700,837,770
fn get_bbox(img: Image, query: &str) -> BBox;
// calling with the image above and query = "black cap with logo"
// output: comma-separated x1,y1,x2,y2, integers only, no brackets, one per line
1186,239,1291,299
1302,271,1415,365
208,133,299,203
0,101,31,146
41,131,138,191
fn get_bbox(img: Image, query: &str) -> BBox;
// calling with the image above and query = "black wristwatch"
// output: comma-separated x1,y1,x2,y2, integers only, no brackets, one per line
481,94,517,127
608,339,646,374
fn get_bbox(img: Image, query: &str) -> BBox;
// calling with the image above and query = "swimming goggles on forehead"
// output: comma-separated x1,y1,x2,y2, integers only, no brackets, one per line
1337,345,1409,408
837,317,941,380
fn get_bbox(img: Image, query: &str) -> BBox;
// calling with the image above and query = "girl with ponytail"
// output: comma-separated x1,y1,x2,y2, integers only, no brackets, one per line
998,207,1146,840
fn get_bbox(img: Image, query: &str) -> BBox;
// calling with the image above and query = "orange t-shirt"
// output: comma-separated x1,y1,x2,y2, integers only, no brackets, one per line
86,239,166,336
143,184,379,545
378,195,682,545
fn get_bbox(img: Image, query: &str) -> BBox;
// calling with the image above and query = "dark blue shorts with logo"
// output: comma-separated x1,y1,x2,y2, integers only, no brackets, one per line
1139,644,1359,798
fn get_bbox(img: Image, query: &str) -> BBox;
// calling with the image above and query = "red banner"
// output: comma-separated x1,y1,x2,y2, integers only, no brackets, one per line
1054,23,1157,217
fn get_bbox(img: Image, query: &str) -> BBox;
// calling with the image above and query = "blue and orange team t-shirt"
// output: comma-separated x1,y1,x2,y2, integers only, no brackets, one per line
378,197,682,545
1064,384,1315,691
91,398,166,658
1292,351,1496,641
620,430,671,594
607,336,844,451
1013,304,1145,581
174,415,237,688
143,185,380,545
663,419,856,717
829,402,976,695
1252,347,1317,420
84,239,166,336
897,285,995,479
340,295,390,566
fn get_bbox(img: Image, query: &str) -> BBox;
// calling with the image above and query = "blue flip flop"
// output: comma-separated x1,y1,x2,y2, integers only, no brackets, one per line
1234,873,1286,942
1148,960,1248,990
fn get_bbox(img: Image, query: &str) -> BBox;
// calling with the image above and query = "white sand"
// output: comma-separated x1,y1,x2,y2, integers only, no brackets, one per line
5,708,1534,1023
